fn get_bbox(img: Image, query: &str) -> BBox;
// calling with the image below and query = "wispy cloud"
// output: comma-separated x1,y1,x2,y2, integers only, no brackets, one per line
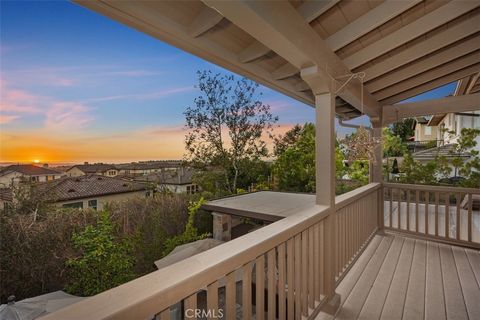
100,70,163,77
84,86,195,103
0,115,20,124
0,81,94,130
44,102,93,130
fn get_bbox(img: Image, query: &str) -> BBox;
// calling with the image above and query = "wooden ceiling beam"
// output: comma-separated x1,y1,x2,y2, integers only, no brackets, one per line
382,93,480,125
374,52,480,101
271,63,298,80
297,0,340,23
366,36,480,93
75,0,315,106
189,6,223,38
238,41,271,63
237,0,339,65
326,0,421,51
344,1,479,69
379,63,480,105
203,0,381,117
362,17,480,82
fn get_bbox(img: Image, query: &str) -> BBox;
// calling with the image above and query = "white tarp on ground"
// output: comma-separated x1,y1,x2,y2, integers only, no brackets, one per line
0,291,84,320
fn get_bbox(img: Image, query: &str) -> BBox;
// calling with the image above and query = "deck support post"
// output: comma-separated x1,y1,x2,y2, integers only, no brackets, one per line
370,117,384,234
370,119,385,234
302,66,340,314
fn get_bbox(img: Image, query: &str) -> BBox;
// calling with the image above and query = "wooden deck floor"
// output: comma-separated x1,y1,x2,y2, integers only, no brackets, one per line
316,233,480,320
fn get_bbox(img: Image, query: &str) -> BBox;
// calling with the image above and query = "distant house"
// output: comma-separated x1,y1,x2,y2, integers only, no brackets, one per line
36,175,150,210
412,116,439,142
0,164,64,186
134,167,199,194
116,160,182,176
66,163,119,177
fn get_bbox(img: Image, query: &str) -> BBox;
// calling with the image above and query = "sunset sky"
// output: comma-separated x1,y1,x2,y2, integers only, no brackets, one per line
0,1,456,165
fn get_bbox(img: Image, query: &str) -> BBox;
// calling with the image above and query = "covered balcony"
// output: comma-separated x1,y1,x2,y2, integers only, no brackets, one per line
43,1,479,319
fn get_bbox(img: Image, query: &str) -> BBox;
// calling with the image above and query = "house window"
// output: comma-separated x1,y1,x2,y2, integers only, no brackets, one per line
424,126,431,136
63,202,83,209
88,199,98,210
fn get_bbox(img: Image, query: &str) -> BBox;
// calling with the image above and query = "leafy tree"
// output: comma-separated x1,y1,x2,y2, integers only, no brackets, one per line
273,123,316,192
382,127,407,180
162,197,209,256
390,118,415,141
66,211,135,296
446,128,480,185
184,71,278,194
273,123,356,193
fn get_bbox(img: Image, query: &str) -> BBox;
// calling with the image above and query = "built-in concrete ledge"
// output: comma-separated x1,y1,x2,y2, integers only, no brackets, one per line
202,191,316,222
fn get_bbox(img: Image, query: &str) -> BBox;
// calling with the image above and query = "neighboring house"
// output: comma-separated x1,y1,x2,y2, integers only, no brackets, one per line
134,167,199,194
412,144,471,162
0,164,64,186
116,160,182,176
66,163,119,177
428,111,480,151
36,175,150,210
412,116,439,142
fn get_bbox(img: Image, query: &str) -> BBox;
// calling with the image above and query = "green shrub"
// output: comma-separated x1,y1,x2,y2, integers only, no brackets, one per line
162,197,210,257
65,211,135,296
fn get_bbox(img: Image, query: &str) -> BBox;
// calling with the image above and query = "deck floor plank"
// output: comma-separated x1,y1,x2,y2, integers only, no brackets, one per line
439,244,468,320
315,234,480,320
402,239,427,320
380,237,415,320
452,246,480,319
425,241,446,320
357,236,404,320
465,249,480,288
334,235,393,320
316,235,384,320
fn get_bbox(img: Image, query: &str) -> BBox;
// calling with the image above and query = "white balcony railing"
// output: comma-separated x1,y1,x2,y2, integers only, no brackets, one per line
41,183,382,320
383,183,480,249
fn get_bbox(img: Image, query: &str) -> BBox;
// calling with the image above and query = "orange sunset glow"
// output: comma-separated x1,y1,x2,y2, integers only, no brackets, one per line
1,124,295,164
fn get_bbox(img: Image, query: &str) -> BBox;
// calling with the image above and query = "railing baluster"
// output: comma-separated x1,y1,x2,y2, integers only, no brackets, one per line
242,261,253,320
207,281,219,320
415,190,419,233
468,193,472,243
313,224,320,304
294,235,301,320
308,227,314,311
389,188,393,228
406,190,410,231
398,189,401,229
435,191,439,237
184,294,197,320
256,255,265,320
445,193,450,239
267,249,276,320
278,243,286,320
456,193,461,240
286,239,294,320
225,271,236,320
301,230,308,317
425,191,429,235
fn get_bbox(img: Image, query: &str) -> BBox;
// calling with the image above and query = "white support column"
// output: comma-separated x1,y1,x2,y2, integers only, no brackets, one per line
316,92,336,207
370,120,385,234
301,65,340,314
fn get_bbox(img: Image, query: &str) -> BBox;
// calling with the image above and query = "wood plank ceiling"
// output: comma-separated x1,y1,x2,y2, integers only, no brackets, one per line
75,0,480,121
